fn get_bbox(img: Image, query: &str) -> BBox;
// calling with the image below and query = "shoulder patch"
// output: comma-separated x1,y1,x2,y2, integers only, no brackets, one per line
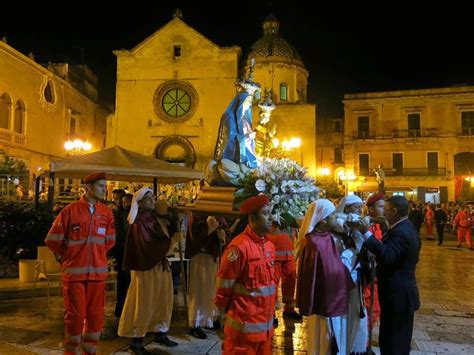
227,247,239,262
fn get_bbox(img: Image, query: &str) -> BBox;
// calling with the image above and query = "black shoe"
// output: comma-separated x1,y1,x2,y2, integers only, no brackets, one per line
153,332,178,347
189,326,207,339
130,338,151,355
469,247,474,251
273,317,279,327
457,244,462,248
438,242,442,246
283,310,303,321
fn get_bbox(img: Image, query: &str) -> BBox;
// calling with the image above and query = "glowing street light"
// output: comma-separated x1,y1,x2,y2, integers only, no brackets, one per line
64,139,92,155
320,167,330,176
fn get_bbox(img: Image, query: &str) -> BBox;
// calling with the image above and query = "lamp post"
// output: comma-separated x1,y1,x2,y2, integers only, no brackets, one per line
338,170,357,195
64,139,92,156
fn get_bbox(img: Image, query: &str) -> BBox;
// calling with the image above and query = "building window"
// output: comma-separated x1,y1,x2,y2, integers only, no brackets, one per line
173,45,181,59
14,100,25,134
392,153,403,176
407,113,421,137
0,93,12,129
357,116,370,139
427,152,438,175
333,119,342,133
154,80,198,123
44,80,56,104
70,117,76,135
334,146,343,163
461,111,474,135
162,89,191,117
280,83,288,102
359,153,369,176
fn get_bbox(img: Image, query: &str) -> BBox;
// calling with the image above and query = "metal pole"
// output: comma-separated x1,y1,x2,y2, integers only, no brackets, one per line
47,172,55,213
34,175,40,208
153,178,158,195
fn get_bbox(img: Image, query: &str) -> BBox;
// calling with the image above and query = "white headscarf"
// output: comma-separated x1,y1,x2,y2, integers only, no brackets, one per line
127,187,153,224
335,195,363,213
297,199,336,245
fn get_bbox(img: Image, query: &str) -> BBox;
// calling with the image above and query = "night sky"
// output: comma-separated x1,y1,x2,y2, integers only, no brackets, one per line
1,1,473,117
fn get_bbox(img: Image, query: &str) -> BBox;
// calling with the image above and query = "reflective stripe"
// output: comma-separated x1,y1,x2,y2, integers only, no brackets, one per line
106,234,115,242
84,331,101,341
233,283,276,297
217,278,236,289
226,316,273,333
45,233,64,242
66,236,105,246
64,266,108,274
275,250,293,256
82,342,97,353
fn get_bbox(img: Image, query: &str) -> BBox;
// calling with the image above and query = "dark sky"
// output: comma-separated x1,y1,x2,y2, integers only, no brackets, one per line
2,1,473,117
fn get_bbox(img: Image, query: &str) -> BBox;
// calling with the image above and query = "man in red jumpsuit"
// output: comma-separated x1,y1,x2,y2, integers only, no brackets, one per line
453,205,473,250
45,172,115,355
214,195,276,355
267,223,301,326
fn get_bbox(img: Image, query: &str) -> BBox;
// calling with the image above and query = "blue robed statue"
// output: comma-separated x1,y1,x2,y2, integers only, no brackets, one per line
213,60,260,170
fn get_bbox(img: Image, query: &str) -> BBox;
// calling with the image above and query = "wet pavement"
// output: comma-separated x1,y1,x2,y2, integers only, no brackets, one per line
0,230,473,354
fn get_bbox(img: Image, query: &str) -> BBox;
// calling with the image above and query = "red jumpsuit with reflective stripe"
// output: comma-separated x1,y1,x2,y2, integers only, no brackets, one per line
453,210,473,248
214,225,276,355
266,231,296,312
45,197,115,355
364,223,382,330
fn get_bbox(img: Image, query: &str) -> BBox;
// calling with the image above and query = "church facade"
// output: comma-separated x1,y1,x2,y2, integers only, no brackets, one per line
108,13,316,175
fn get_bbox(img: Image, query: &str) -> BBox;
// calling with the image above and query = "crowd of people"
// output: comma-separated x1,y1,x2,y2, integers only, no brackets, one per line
408,201,473,249
43,171,474,355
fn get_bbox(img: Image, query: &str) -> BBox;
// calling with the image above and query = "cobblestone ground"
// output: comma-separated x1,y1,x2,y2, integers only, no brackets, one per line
0,230,473,354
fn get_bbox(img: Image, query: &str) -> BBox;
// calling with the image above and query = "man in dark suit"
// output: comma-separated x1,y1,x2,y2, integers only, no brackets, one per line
358,195,421,355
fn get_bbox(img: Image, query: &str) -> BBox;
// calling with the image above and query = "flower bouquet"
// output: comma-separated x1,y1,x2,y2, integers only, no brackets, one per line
235,158,318,227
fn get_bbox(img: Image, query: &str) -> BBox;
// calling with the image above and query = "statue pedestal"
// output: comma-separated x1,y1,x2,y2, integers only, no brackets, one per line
195,186,237,212
178,187,240,217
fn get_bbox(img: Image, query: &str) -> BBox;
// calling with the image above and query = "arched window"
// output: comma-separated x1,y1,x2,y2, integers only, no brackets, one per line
14,100,26,134
280,83,288,102
44,80,56,103
0,93,12,129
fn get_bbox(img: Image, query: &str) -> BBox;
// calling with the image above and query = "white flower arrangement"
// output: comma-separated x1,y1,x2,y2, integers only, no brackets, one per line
236,158,318,226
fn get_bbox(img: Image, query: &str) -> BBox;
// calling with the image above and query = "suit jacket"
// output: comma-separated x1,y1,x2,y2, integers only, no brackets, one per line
364,218,421,314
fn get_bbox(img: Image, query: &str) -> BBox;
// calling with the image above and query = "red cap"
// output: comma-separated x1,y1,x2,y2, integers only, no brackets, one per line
366,193,385,206
83,172,107,184
239,195,270,215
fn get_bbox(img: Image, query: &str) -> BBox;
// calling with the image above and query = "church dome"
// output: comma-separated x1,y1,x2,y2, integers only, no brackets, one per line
247,14,304,67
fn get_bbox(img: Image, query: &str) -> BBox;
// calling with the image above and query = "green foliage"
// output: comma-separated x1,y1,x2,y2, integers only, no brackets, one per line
0,155,28,175
0,202,53,261
316,176,344,199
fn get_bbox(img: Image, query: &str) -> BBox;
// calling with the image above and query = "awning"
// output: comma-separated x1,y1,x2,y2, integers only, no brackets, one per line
357,185,415,192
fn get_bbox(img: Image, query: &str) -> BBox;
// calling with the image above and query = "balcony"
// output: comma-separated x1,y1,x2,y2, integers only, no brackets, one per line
461,127,474,136
392,128,438,138
0,128,26,146
358,167,447,177
352,130,375,140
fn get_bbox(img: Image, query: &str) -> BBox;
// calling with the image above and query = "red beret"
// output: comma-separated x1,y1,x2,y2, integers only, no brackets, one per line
367,193,385,206
83,172,107,184
239,195,270,215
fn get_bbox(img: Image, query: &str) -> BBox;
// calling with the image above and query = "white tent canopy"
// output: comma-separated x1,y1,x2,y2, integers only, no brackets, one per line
49,145,203,183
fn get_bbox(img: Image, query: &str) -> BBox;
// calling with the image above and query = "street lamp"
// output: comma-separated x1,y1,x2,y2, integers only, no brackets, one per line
64,139,92,156
338,169,357,195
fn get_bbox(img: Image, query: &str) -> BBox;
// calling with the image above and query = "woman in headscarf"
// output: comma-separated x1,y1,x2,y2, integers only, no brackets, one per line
335,195,369,355
296,199,355,355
